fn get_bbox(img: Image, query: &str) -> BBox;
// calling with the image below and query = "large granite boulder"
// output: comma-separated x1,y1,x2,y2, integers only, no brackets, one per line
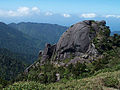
37,20,110,65
25,20,111,73
55,20,109,60
56,21,91,54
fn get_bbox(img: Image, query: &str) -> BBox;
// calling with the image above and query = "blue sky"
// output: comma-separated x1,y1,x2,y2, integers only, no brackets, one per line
0,0,119,14
0,0,120,31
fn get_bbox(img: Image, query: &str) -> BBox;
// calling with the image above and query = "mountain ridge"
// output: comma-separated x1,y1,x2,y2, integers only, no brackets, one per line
8,22,68,44
2,20,120,90
111,31,120,35
0,22,41,63
0,22,67,63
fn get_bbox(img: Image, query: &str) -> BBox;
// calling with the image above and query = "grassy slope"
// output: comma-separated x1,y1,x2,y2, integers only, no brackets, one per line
4,70,120,90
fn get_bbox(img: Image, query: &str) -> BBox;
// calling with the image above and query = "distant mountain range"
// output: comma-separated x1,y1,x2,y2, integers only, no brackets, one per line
0,22,67,81
8,22,67,45
0,21,119,63
0,22,67,63
0,22,40,63
111,31,120,35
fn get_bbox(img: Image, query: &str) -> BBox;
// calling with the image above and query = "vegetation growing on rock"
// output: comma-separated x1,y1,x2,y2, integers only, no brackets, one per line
1,20,120,89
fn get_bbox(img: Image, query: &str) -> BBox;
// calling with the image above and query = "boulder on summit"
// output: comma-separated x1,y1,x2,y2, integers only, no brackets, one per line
25,20,111,72
39,20,110,64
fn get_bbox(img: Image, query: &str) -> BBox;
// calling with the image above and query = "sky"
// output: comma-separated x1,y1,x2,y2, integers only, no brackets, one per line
0,0,120,31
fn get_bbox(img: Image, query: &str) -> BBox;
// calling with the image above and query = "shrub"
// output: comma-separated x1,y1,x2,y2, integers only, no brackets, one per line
103,76,119,88
0,84,2,89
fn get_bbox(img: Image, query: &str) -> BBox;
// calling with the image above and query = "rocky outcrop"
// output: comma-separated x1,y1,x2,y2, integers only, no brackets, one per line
40,44,56,64
38,20,110,65
25,20,110,72
57,21,91,54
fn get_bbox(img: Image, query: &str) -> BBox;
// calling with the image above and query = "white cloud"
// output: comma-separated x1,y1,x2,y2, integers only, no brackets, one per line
8,7,30,16
0,10,7,16
17,7,29,14
0,6,41,17
32,7,38,11
8,10,18,16
45,12,53,16
32,7,40,13
2,7,120,19
105,15,120,18
81,13,96,18
62,14,71,18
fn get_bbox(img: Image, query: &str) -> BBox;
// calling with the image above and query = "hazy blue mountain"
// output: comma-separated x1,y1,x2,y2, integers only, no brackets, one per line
111,31,120,35
0,22,67,81
0,22,67,63
8,22,67,44
0,22,40,63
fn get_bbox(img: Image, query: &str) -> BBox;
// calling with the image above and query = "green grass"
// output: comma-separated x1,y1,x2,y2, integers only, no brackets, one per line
4,70,120,90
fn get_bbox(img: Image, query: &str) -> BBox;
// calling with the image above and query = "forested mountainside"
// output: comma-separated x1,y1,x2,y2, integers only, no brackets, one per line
4,20,120,90
0,48,34,64
0,22,41,63
0,48,26,81
0,22,67,63
0,22,67,88
1,20,120,89
8,22,67,44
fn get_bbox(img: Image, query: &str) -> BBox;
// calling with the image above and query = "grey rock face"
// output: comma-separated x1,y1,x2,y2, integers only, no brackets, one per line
25,20,110,73
39,20,109,63
56,20,98,59
24,20,112,75
40,43,56,63
56,73,60,81
57,24,90,53
38,50,43,57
